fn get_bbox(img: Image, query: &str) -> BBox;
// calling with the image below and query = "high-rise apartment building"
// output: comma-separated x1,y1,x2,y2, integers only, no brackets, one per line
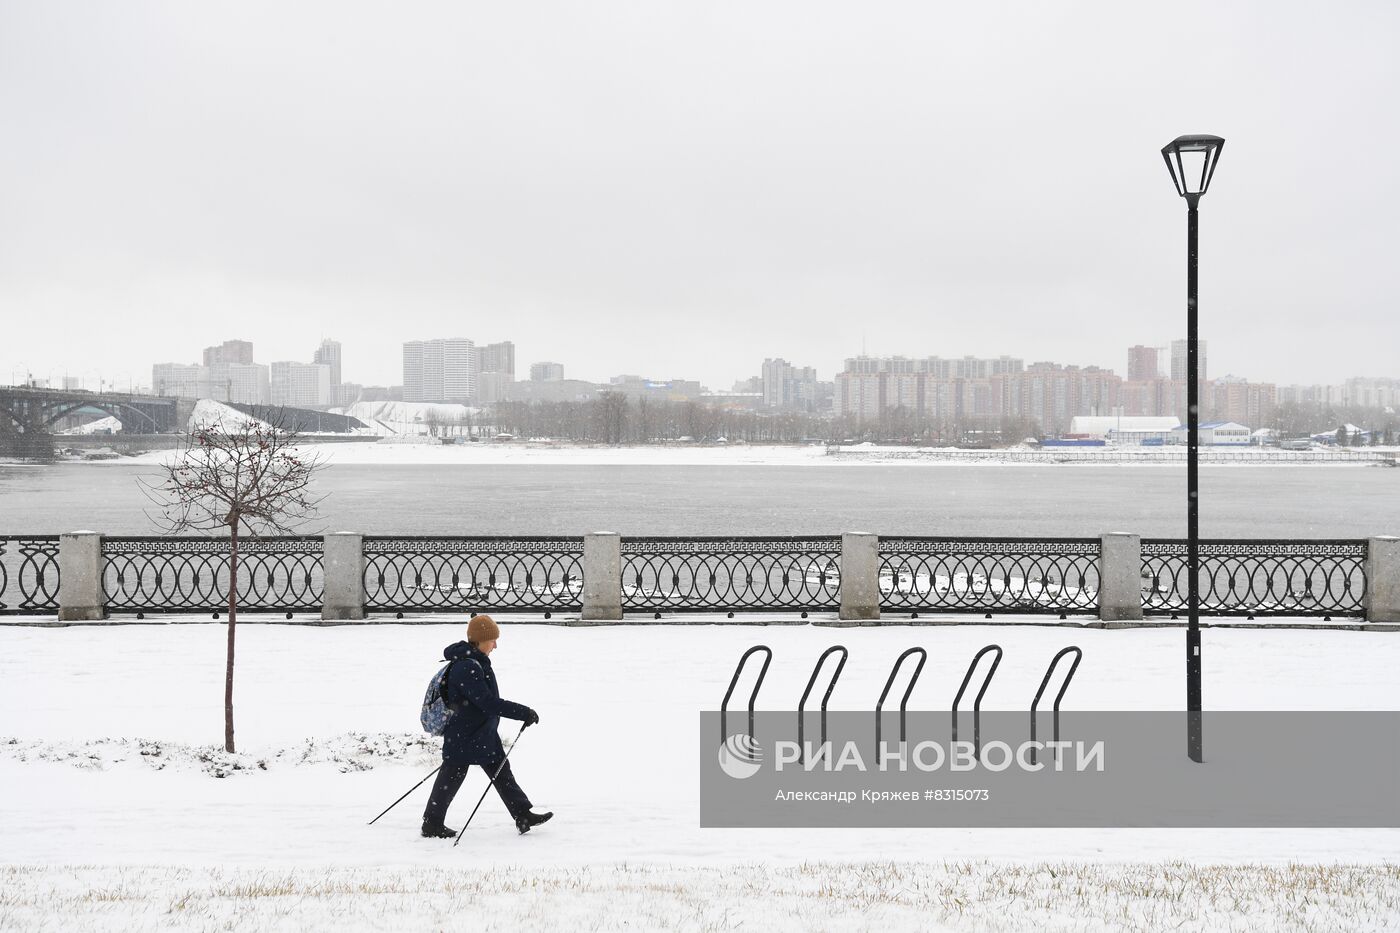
202,339,254,366
153,361,269,403
530,361,565,382
152,363,207,399
761,358,819,411
834,355,1026,421
403,338,475,402
1170,338,1208,382
1127,345,1159,382
477,341,515,379
271,361,332,408
207,363,270,405
313,339,342,387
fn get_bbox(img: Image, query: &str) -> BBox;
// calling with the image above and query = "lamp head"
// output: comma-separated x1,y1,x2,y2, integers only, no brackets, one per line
1161,135,1225,201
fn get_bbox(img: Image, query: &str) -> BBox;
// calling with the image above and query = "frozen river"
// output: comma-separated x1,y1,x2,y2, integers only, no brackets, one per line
1,461,1397,538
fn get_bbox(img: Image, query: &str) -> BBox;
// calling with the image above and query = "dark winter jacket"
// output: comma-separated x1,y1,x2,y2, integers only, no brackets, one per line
439,641,534,765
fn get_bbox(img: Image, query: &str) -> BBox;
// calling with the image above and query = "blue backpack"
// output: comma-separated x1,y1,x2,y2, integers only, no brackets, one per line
420,661,458,736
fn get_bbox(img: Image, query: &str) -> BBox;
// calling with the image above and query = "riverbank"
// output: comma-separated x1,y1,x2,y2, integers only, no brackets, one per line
30,440,1399,468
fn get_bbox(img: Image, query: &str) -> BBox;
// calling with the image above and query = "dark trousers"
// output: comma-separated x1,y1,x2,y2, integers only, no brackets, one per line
422,758,532,827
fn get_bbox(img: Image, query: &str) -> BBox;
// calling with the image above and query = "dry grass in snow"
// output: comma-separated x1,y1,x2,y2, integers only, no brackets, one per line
2,861,1397,932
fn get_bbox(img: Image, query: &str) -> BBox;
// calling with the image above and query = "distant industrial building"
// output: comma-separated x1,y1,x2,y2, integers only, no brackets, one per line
502,379,602,404
1171,421,1251,446
1068,415,1180,444
607,375,703,403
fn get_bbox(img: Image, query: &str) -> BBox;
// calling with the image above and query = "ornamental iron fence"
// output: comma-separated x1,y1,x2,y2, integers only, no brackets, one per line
878,537,1101,615
620,537,842,612
0,533,1383,620
0,536,61,614
101,537,324,613
1140,539,1367,617
362,537,584,613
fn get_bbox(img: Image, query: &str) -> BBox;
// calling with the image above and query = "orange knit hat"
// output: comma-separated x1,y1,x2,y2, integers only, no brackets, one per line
467,614,500,644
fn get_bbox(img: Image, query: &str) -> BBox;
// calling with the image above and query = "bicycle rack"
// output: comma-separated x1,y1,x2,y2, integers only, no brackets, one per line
951,644,1003,760
875,647,927,756
1029,646,1082,766
720,645,772,743
797,645,848,762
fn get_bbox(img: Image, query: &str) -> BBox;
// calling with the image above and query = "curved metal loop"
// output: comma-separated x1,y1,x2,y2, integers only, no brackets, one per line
720,645,772,743
797,645,848,760
1030,646,1082,765
950,644,1003,759
875,647,927,755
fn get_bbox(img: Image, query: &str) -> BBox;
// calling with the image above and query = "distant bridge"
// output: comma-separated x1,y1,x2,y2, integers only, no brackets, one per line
0,387,366,457
0,386,181,436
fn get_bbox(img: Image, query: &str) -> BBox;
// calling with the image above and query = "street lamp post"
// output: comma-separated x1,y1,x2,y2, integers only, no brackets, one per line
1161,134,1224,763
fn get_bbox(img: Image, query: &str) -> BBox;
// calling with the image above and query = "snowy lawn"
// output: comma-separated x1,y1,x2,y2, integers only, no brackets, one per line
2,621,1397,930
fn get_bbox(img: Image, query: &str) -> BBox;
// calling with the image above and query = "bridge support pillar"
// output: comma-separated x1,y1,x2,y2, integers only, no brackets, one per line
58,531,104,621
322,532,365,621
839,532,880,622
1099,532,1144,621
581,531,622,621
1367,536,1400,624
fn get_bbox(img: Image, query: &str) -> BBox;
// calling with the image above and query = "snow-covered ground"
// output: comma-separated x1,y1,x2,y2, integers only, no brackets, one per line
332,400,479,437
1,621,1397,929
186,398,271,433
58,414,122,435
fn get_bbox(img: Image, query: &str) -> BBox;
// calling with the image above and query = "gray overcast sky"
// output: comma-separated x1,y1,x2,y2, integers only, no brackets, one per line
1,1,1396,391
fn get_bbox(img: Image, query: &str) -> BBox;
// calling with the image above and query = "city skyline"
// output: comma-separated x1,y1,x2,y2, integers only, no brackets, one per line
3,4,1399,392
10,330,1400,403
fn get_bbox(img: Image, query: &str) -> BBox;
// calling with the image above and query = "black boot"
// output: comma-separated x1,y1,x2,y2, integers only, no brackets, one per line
515,810,553,835
422,821,457,839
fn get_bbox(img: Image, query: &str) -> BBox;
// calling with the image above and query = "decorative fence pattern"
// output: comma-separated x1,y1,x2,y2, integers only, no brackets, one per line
1,534,1382,620
0,536,61,614
620,537,842,612
101,537,324,613
1140,540,1368,617
878,538,1102,615
363,537,584,613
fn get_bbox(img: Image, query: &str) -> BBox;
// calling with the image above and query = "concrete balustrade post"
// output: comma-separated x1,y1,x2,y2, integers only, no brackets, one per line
322,532,366,621
581,531,622,621
58,531,104,621
1098,532,1144,622
839,532,880,622
1366,536,1400,624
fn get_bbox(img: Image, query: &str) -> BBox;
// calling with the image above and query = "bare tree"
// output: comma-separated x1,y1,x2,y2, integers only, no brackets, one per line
144,418,326,752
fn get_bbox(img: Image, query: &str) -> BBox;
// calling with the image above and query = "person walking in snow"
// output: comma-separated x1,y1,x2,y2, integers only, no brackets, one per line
420,614,553,838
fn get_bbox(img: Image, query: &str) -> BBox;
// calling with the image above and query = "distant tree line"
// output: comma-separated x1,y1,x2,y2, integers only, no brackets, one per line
488,396,1040,446
465,396,1399,447
1271,402,1397,445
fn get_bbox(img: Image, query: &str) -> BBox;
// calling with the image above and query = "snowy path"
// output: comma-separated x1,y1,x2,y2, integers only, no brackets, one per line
2,622,1397,929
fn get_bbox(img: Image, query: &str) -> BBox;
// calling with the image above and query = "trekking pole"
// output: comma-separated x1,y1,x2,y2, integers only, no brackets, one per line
453,723,529,846
367,765,442,826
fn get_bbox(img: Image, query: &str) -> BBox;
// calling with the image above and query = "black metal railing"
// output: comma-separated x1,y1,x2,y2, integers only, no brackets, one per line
1140,539,1367,617
101,537,324,613
362,537,584,613
878,537,1101,615
0,536,61,615
620,537,842,612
